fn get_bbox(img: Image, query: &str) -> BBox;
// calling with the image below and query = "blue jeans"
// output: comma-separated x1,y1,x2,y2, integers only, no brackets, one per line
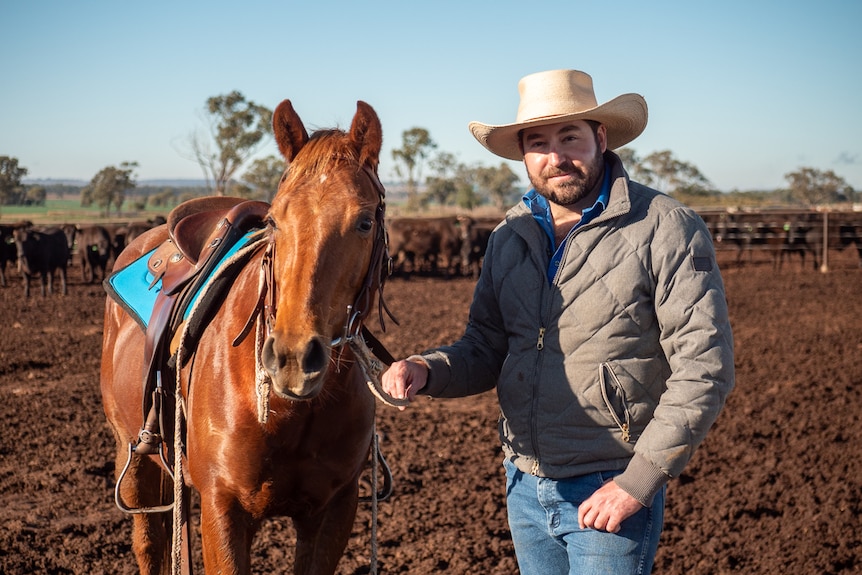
504,459,665,575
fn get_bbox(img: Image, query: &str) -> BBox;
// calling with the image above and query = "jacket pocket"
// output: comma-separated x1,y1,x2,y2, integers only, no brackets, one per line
599,362,633,443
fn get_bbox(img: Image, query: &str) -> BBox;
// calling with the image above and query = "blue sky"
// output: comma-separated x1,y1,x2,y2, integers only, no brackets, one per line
2,0,860,193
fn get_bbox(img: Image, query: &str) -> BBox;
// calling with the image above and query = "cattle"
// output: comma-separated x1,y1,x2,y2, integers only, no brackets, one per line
13,226,70,297
386,216,466,277
75,225,113,283
60,223,77,266
0,224,18,287
838,221,862,267
458,216,499,278
709,213,802,269
788,215,862,270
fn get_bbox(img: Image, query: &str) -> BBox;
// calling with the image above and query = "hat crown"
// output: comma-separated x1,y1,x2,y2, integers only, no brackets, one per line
516,70,599,123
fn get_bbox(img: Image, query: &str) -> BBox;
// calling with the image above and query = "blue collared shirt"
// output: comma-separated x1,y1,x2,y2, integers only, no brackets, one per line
523,167,611,283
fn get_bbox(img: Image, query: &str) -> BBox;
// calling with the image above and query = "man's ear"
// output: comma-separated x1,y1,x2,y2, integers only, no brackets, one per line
597,124,608,153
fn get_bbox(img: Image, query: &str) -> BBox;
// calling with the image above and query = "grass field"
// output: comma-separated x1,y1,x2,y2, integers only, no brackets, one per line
0,200,170,226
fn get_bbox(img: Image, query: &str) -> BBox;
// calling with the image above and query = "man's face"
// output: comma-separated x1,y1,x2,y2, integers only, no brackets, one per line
522,120,607,207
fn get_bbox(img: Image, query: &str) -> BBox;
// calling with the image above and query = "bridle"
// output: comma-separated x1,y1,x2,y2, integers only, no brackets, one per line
236,161,402,411
329,165,398,357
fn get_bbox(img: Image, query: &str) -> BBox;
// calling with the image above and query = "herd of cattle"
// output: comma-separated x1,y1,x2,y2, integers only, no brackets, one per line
700,210,862,270
1,210,861,297
0,217,165,297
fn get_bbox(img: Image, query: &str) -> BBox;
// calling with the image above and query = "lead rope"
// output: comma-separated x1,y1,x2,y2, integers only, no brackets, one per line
370,429,380,575
172,347,185,575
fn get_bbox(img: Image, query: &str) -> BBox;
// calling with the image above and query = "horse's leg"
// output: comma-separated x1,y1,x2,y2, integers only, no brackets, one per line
112,436,174,575
293,483,359,575
198,492,258,575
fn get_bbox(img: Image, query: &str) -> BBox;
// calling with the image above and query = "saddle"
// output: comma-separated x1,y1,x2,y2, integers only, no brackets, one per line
135,197,271,455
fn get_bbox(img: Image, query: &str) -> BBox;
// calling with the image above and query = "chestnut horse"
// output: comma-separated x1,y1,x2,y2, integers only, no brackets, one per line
101,100,402,574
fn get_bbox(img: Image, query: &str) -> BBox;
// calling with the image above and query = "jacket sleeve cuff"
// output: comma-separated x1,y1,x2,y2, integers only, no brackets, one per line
409,352,451,396
614,453,671,507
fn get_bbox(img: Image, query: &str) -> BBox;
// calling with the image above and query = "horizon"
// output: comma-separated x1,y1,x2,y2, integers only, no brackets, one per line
3,1,861,193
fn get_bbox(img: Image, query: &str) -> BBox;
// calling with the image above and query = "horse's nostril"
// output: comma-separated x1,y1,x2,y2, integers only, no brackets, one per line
302,338,328,375
261,336,281,375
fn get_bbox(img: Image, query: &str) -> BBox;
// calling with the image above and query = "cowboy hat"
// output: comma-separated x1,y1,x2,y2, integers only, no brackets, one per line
468,69,648,160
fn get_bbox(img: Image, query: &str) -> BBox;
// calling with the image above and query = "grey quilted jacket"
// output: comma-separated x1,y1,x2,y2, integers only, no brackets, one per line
419,151,735,506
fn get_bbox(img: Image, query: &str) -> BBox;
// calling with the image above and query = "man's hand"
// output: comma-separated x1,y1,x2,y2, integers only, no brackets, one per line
381,359,428,411
578,480,644,533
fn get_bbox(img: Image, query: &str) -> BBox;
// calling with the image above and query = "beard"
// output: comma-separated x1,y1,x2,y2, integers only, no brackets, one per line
528,147,605,207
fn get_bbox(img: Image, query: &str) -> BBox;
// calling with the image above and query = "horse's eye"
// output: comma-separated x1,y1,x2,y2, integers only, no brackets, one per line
357,217,374,234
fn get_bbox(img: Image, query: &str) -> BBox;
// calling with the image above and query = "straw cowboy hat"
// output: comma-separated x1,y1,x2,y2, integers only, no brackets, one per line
469,69,648,161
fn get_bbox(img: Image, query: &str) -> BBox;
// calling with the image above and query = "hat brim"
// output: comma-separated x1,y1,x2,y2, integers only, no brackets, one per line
469,93,648,161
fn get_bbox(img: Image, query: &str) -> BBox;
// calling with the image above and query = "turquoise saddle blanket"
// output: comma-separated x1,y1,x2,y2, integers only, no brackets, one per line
105,229,259,329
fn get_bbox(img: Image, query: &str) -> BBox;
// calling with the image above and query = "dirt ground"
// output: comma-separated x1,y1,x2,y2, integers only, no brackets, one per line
1,247,860,574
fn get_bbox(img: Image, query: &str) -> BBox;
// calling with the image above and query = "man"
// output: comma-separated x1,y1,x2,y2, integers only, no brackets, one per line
381,69,734,574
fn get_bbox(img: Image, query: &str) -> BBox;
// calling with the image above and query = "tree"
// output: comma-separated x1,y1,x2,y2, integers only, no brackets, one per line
475,163,521,211
616,147,653,184
453,163,483,210
185,91,273,196
0,156,28,207
784,167,853,206
240,155,286,202
391,127,437,205
637,150,713,195
25,186,46,206
82,162,138,217
423,151,459,206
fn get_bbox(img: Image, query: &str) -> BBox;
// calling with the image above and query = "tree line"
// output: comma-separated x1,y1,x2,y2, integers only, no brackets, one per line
1,91,857,215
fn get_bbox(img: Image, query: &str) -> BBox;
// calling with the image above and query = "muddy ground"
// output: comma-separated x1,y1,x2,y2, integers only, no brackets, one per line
0,247,860,574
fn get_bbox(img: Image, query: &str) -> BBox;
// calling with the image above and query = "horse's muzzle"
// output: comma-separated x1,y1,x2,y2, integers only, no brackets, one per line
261,333,330,400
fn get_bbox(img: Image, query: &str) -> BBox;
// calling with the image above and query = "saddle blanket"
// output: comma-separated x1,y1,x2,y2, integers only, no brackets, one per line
105,229,259,329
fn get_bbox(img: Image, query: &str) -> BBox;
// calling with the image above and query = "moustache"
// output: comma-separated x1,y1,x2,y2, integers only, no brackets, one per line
542,166,584,179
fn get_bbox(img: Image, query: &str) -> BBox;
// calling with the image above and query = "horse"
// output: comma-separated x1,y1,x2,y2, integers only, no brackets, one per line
100,99,404,574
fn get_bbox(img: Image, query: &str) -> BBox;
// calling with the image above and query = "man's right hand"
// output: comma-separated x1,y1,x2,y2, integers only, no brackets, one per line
381,359,429,411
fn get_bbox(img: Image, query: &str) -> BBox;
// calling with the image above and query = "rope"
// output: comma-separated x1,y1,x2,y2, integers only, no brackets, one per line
369,430,380,575
172,351,185,575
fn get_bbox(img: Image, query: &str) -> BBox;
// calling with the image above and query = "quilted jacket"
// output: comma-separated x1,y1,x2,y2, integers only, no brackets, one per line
419,151,735,506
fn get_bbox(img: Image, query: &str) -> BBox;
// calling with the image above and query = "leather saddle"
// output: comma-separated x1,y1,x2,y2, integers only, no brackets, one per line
135,197,270,455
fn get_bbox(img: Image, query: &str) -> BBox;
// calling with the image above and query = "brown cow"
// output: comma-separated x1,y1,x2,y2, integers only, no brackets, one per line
75,224,113,283
13,226,70,297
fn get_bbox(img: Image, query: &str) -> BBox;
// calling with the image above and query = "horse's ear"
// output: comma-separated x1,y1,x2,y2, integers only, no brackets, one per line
273,100,309,163
350,101,383,170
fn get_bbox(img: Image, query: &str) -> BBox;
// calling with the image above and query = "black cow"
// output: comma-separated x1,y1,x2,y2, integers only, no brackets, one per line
387,216,465,277
13,226,70,297
0,224,18,287
459,216,498,278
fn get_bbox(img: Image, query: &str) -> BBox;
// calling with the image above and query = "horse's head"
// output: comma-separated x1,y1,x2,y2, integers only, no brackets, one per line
261,100,386,400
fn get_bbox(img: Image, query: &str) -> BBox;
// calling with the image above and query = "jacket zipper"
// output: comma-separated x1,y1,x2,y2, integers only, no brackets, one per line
599,362,632,443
